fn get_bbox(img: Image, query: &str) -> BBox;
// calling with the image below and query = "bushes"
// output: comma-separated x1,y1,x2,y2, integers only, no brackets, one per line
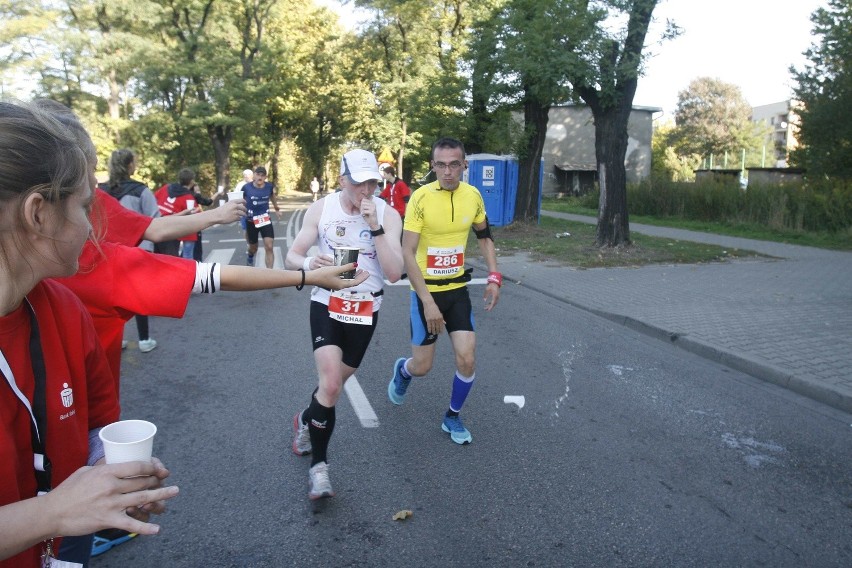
603,177,852,233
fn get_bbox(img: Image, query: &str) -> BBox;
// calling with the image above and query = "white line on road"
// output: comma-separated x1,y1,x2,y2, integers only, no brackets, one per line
343,375,379,427
385,278,488,286
255,247,285,269
286,209,302,248
204,248,235,264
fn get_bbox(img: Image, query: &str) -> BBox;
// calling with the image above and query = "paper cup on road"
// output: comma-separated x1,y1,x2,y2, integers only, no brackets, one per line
99,420,157,464
333,247,359,279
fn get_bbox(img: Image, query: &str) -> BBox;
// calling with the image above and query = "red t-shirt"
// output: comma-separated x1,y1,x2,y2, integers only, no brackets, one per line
155,185,197,241
60,190,196,386
0,280,120,568
379,179,411,218
93,188,152,246
56,243,195,390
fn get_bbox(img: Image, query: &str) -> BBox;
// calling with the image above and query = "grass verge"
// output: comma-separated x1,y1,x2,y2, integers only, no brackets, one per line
541,197,852,251
469,216,764,269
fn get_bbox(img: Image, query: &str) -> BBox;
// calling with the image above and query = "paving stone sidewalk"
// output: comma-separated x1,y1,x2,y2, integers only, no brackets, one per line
477,211,852,415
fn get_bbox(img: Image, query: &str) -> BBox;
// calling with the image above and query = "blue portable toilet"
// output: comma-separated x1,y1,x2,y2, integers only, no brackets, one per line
504,157,544,224
464,154,510,225
465,154,544,226
504,159,518,224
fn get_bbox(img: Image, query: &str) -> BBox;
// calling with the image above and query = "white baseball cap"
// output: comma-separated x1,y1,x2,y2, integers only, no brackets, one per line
242,169,253,177
340,149,383,183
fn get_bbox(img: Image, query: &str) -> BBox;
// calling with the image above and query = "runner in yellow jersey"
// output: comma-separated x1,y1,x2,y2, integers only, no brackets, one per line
387,137,502,444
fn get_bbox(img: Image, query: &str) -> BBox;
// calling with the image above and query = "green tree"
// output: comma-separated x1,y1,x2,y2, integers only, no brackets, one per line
122,0,291,190
464,5,502,155
260,1,360,190
567,0,662,247
671,77,767,164
651,120,699,182
467,0,598,222
463,0,666,241
0,1,56,95
790,0,852,178
353,0,495,180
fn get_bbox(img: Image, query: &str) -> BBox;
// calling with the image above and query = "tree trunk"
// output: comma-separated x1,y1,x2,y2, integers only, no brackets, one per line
593,105,631,246
467,59,494,155
317,112,326,179
271,137,281,189
399,118,407,179
107,69,120,120
107,69,122,144
514,99,549,223
208,124,233,192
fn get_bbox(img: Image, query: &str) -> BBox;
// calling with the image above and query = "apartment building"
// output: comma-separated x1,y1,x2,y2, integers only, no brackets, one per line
751,100,800,167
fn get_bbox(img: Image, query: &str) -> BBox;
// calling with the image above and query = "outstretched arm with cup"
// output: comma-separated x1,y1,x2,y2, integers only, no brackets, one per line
219,263,368,292
0,460,178,561
143,199,246,243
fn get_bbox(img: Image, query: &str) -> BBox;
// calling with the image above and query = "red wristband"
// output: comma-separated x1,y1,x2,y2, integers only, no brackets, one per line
486,271,502,287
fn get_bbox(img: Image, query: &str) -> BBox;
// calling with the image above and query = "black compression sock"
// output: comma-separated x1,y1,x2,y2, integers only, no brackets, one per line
307,396,335,466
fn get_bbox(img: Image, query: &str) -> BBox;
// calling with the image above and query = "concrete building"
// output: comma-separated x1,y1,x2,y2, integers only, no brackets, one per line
746,167,805,186
750,100,800,167
535,103,661,196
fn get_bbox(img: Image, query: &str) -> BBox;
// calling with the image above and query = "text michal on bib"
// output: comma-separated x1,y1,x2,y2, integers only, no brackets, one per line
328,292,374,325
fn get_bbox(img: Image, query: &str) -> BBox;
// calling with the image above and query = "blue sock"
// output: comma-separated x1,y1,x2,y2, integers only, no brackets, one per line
449,372,474,413
400,358,413,380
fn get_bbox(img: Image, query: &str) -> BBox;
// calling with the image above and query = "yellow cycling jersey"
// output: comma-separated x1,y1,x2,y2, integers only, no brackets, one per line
404,180,487,292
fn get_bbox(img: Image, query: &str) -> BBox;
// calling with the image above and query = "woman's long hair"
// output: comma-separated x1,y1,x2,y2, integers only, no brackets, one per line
107,148,135,192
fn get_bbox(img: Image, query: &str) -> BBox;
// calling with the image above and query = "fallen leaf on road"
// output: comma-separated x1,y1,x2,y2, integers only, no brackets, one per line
393,510,413,521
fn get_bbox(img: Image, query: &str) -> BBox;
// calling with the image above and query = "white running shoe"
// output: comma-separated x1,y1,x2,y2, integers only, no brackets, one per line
308,462,335,500
292,412,312,456
138,338,157,353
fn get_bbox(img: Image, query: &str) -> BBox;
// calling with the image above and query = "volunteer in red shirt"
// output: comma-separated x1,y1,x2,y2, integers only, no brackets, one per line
0,100,179,567
58,187,243,386
60,188,367,392
154,168,201,258
379,166,411,221
42,99,368,566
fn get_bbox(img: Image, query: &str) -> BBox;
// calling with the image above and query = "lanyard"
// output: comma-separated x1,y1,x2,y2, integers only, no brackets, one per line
0,298,52,495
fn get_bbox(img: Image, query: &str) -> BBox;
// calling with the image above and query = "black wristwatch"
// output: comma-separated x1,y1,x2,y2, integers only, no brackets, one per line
370,225,385,237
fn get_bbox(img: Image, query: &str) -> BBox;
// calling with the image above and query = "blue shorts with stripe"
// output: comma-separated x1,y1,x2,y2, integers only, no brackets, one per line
410,287,474,346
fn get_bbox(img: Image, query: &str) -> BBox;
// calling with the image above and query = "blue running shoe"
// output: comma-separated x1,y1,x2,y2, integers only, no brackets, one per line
387,357,411,405
246,253,255,266
91,529,137,557
441,415,472,445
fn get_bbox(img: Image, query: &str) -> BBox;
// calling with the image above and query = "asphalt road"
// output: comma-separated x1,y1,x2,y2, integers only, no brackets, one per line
94,217,852,568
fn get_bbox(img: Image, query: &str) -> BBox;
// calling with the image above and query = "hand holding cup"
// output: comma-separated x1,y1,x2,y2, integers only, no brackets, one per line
332,247,359,279
308,264,368,289
99,420,157,464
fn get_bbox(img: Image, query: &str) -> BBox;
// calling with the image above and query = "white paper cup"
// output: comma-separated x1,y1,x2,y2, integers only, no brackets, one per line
99,420,157,464
333,247,359,279
218,199,226,207
186,199,195,211
227,191,243,201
